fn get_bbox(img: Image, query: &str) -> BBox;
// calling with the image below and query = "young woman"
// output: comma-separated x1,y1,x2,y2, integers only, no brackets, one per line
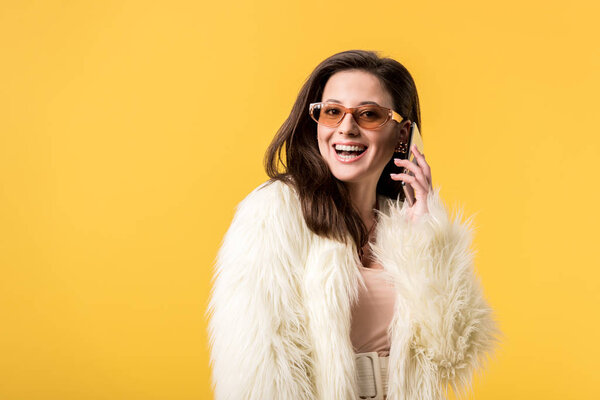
206,49,501,400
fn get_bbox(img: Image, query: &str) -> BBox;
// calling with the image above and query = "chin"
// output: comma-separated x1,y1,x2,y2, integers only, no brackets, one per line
329,169,369,184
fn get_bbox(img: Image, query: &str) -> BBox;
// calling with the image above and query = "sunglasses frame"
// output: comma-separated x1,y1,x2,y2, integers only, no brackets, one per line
309,101,404,129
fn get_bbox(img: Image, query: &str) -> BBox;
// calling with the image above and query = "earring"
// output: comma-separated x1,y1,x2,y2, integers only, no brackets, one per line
394,142,407,153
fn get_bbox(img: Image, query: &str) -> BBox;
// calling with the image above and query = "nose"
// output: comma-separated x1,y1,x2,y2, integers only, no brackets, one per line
336,111,359,135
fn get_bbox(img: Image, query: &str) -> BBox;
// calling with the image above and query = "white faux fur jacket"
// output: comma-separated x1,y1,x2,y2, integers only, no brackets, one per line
206,179,501,400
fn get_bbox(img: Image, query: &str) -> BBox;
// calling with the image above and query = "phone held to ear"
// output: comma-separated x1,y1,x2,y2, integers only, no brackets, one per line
399,122,424,207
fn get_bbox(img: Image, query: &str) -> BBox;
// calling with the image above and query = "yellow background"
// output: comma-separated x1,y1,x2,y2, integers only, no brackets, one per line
1,0,599,399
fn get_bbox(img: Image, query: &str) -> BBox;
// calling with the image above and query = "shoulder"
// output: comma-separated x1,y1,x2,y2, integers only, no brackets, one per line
216,179,309,277
232,178,305,231
241,178,299,208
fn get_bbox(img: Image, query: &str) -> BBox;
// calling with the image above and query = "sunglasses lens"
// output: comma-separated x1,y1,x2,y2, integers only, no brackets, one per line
312,103,344,127
355,105,388,129
311,103,389,128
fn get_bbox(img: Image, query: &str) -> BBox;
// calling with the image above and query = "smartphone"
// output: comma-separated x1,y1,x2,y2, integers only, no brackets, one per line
400,122,424,207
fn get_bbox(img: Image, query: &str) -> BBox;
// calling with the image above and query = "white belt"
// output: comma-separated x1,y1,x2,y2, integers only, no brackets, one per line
355,352,388,400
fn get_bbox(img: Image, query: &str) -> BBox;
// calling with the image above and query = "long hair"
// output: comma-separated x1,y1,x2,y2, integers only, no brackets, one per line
264,49,421,255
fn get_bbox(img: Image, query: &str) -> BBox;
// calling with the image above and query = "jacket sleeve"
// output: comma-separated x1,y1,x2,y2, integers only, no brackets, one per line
372,186,503,399
205,180,315,400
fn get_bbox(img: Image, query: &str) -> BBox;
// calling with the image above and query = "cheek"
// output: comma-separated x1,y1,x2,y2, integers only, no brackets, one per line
371,131,397,161
317,128,332,154
380,128,399,151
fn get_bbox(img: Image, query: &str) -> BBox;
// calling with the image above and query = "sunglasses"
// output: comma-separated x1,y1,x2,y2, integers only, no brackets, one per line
309,101,404,129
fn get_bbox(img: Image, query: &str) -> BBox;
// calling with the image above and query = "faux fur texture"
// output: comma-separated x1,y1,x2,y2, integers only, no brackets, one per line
206,179,501,400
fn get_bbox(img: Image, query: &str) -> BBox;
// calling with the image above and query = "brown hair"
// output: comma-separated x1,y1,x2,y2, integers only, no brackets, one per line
264,49,421,255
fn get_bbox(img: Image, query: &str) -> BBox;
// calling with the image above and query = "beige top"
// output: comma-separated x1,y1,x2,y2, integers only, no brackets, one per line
350,204,396,357
350,263,396,357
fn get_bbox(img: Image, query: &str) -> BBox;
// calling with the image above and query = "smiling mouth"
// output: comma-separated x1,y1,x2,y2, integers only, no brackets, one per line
333,145,368,161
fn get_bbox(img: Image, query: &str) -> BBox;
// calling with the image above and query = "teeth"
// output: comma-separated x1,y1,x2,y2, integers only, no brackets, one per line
338,153,361,160
335,144,366,151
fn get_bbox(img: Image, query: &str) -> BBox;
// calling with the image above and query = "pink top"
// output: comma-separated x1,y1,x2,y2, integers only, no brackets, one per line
350,260,396,357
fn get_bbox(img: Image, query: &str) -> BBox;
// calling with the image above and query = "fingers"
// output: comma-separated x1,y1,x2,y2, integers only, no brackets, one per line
389,172,427,196
393,147,431,190
411,146,432,188
394,146,432,187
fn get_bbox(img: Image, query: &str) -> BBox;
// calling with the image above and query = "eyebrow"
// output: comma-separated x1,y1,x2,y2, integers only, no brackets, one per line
323,99,381,106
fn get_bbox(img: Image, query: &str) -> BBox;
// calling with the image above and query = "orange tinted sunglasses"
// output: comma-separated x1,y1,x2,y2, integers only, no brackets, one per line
309,102,404,129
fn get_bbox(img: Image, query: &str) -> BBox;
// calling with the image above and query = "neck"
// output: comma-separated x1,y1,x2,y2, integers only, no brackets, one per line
345,179,379,230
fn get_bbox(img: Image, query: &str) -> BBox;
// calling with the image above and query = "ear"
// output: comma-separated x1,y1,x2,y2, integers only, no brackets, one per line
396,120,412,145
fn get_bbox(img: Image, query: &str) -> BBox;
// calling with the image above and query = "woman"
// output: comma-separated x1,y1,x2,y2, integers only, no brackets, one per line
206,50,501,400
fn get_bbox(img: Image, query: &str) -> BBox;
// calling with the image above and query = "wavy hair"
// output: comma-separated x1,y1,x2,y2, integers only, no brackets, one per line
264,49,421,255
